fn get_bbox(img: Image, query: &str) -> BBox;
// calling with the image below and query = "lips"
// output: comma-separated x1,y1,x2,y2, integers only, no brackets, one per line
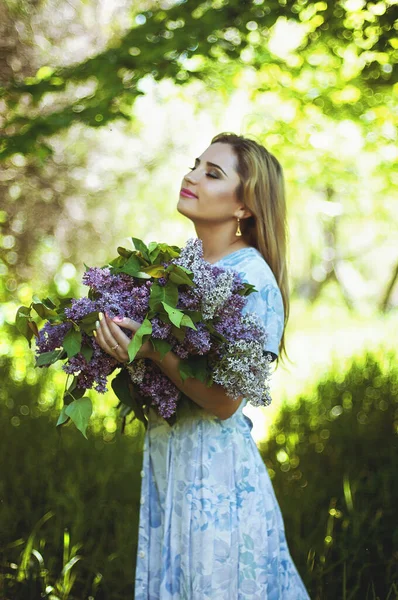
180,187,198,199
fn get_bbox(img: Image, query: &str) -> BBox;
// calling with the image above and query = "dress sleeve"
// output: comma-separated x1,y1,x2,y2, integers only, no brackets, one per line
242,279,285,359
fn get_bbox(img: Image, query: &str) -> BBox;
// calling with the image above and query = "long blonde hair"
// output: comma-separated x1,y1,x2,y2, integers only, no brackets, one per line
211,132,290,360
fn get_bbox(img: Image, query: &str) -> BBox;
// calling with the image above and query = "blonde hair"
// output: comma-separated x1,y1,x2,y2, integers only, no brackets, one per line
211,132,290,360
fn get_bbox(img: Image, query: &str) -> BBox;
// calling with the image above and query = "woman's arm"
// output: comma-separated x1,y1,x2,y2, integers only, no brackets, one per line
149,347,242,420
95,313,242,420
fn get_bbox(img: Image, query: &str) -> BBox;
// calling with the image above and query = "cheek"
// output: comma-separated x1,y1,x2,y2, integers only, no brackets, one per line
202,183,237,211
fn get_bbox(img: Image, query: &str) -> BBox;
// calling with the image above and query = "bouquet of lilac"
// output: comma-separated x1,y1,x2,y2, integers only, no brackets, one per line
16,237,272,437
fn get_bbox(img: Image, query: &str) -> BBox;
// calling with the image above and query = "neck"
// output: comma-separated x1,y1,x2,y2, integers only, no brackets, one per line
194,222,248,264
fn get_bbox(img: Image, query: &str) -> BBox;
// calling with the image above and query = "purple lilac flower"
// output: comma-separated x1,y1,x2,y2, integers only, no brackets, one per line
139,364,180,419
177,291,200,311
173,322,212,359
62,339,118,393
65,298,98,320
36,322,72,355
81,267,113,290
151,317,172,339
82,267,151,321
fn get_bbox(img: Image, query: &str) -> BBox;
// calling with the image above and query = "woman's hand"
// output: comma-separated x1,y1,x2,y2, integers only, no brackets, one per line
94,313,155,363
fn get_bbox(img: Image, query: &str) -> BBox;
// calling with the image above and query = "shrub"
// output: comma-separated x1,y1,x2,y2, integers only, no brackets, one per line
261,352,398,599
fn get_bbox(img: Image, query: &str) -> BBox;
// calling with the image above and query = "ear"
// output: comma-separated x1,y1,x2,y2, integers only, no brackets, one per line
235,207,253,220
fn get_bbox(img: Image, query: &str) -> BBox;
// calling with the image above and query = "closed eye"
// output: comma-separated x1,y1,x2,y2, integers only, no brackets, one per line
188,166,219,179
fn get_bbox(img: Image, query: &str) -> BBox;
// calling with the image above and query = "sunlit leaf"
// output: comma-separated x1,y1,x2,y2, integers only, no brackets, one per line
31,296,57,319
131,237,149,261
180,314,197,330
65,397,93,439
161,302,185,328
127,318,152,362
56,405,70,427
15,306,33,342
143,264,166,277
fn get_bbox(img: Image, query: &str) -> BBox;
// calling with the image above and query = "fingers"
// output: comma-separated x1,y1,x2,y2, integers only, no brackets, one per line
112,316,141,331
94,314,117,359
94,312,129,362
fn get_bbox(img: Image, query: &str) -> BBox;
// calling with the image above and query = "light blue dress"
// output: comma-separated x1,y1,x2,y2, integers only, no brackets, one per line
134,247,310,599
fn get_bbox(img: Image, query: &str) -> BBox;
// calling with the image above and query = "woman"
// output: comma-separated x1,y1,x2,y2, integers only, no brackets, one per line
95,133,310,599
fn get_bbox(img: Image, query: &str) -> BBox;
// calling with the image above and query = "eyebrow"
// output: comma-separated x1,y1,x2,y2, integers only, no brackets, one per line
195,158,228,177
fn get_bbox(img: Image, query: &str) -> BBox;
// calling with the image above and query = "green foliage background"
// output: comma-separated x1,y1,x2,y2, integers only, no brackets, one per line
0,0,397,598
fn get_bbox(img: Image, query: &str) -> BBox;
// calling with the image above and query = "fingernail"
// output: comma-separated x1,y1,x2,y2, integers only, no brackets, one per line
99,312,104,321
93,330,97,337
113,316,123,322
95,320,100,329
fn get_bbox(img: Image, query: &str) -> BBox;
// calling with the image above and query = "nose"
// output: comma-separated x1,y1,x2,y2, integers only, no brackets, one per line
184,171,196,185
184,167,202,185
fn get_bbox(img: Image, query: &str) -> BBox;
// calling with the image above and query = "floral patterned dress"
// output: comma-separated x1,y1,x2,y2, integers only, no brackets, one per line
134,247,310,599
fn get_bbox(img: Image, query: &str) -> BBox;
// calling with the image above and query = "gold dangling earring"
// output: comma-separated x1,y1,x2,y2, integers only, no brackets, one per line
235,217,242,237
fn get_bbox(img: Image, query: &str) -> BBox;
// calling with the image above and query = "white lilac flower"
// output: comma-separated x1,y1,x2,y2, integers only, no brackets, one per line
126,359,146,385
202,270,235,320
210,338,272,407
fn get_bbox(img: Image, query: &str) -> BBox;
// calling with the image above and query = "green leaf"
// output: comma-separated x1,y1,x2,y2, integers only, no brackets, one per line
166,264,194,286
63,328,82,358
117,254,146,276
149,281,178,311
143,264,166,278
64,377,86,403
147,242,158,253
131,237,149,260
56,297,73,311
108,256,126,270
111,369,147,425
117,246,133,258
41,297,57,309
185,310,202,323
31,296,57,319
36,348,65,366
15,306,33,343
65,397,93,439
56,405,70,427
238,283,258,297
170,324,186,342
79,311,98,334
111,369,134,406
81,344,94,362
148,242,180,263
127,318,152,362
180,314,197,330
148,242,161,262
161,302,185,328
178,355,209,383
151,338,172,360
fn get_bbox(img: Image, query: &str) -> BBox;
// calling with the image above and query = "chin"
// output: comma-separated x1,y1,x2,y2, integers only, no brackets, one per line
176,201,192,218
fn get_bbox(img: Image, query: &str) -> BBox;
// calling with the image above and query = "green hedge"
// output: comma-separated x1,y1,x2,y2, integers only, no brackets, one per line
0,357,144,600
261,352,398,600
0,351,397,599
